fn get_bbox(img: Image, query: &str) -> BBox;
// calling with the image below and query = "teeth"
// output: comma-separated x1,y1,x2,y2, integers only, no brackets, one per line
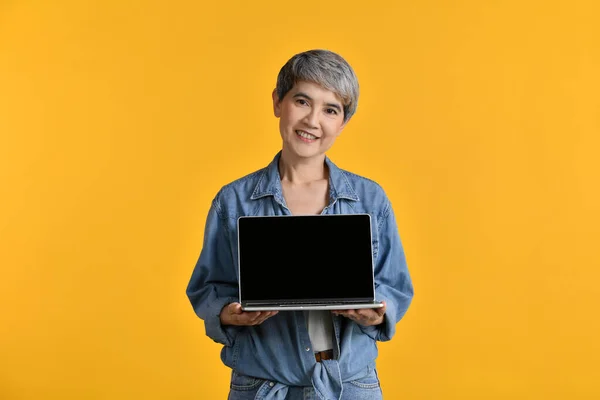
296,130,317,140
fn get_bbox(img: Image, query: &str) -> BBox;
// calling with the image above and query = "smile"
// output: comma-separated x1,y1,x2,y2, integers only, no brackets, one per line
295,130,319,141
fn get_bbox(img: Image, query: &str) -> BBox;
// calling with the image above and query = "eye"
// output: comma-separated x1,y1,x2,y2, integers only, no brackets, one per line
296,99,308,106
325,108,338,115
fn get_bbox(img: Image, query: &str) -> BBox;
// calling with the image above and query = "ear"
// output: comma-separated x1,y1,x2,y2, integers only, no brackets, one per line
272,89,281,118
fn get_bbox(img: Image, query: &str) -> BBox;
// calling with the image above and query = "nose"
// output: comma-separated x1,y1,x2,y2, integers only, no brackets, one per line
302,108,319,129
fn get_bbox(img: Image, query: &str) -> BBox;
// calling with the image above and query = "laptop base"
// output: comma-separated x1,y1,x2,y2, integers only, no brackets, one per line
242,301,384,312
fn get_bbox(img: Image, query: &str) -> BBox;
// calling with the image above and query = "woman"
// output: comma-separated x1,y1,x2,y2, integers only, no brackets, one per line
186,49,414,400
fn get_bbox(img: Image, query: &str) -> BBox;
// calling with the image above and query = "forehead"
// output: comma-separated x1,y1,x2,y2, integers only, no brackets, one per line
289,80,343,105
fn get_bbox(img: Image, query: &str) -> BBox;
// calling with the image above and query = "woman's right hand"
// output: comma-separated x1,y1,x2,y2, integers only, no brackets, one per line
219,302,278,326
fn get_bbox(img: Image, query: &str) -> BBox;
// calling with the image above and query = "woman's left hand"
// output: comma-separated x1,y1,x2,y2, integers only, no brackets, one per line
332,301,386,326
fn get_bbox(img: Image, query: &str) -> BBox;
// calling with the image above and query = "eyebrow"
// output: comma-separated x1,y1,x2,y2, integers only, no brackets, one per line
293,92,342,113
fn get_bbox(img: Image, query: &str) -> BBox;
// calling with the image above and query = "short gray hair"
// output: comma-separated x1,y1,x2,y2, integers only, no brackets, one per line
275,49,359,122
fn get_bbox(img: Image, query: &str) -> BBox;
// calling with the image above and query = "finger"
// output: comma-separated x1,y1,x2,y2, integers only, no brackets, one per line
356,310,378,324
344,310,359,320
255,315,273,325
356,309,375,321
259,311,278,323
241,310,279,325
254,311,278,325
332,310,348,316
249,311,263,321
369,302,386,319
238,311,261,325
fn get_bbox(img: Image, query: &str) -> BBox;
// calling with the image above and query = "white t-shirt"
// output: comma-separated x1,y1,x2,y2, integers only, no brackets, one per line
307,310,334,352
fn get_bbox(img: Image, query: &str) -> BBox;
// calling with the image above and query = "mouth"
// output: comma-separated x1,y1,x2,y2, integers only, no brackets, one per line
295,130,319,141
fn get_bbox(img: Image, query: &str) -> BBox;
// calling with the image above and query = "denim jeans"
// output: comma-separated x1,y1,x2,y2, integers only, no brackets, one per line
227,368,383,400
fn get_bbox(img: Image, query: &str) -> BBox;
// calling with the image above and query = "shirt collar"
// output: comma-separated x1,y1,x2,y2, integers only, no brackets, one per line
250,151,360,203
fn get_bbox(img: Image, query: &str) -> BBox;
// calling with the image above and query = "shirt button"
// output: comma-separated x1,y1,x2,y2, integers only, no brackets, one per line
269,382,274,387
305,347,310,352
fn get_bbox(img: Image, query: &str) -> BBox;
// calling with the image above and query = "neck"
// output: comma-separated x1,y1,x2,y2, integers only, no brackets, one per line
278,149,327,184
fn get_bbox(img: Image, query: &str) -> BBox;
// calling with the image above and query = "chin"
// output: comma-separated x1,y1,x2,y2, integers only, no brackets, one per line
286,145,322,159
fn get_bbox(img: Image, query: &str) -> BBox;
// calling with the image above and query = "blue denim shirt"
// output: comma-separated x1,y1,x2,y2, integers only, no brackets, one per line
186,152,413,399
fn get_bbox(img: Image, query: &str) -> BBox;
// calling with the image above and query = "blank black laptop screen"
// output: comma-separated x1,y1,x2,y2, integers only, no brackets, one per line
238,214,375,302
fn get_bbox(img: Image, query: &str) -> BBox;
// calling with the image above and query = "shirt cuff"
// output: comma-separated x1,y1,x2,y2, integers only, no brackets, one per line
356,297,397,342
204,296,240,346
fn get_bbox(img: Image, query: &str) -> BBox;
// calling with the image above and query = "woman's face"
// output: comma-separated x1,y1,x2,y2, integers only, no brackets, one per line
273,80,347,161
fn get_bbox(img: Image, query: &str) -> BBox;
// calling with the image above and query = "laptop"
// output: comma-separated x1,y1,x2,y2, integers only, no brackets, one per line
237,214,384,311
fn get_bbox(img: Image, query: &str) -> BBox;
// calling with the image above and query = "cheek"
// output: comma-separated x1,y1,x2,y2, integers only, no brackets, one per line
323,121,343,137
281,108,297,127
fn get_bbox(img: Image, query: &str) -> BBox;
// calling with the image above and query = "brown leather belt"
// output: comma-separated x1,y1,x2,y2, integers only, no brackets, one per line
314,349,334,362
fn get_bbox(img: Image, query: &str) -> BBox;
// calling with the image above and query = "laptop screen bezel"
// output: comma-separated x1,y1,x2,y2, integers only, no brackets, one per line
236,214,377,306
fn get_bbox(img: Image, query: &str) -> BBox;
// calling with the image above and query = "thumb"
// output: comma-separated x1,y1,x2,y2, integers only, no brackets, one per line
376,301,387,316
230,302,243,314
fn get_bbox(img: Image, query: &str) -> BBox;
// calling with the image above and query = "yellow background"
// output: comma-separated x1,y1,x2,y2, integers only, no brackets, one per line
1,1,599,399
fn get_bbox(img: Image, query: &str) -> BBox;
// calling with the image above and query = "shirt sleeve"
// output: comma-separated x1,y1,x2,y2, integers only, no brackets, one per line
186,193,241,346
359,201,414,342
